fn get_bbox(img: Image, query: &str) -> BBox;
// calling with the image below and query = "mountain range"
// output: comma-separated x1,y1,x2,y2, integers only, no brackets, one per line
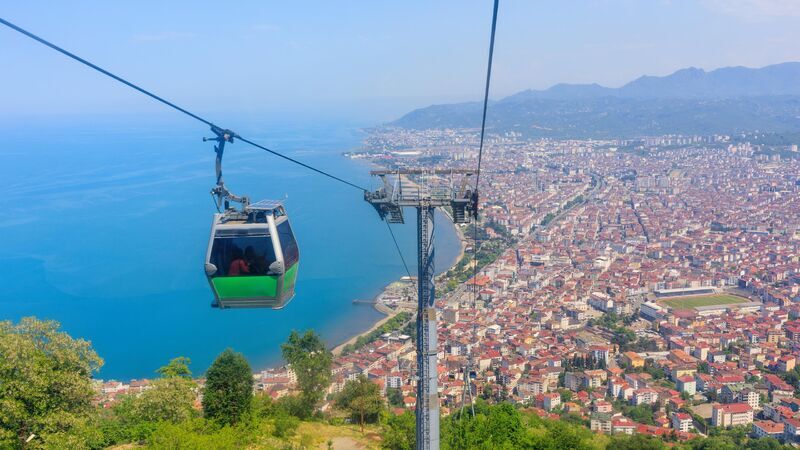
391,62,800,138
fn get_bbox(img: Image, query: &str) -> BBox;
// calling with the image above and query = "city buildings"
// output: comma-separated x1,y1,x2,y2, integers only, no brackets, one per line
99,129,800,444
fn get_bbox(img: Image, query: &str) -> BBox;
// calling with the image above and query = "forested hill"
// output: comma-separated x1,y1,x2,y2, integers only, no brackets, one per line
392,62,800,138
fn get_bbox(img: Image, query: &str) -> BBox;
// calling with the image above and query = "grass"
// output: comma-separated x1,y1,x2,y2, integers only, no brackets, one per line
290,422,382,449
659,294,748,310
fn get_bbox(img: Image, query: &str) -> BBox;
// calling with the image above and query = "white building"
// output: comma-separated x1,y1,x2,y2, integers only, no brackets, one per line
712,403,753,427
671,412,692,433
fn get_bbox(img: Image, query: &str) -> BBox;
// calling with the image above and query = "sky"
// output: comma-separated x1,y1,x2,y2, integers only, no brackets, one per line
2,0,800,123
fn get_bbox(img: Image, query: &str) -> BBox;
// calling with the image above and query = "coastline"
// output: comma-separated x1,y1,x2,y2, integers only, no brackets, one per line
439,208,468,271
330,287,398,356
329,212,467,357
90,153,468,380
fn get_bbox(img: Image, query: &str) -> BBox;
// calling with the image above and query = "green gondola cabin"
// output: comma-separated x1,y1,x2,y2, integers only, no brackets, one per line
204,200,299,309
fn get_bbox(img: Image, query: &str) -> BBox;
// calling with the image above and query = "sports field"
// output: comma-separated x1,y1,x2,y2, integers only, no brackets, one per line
659,294,748,310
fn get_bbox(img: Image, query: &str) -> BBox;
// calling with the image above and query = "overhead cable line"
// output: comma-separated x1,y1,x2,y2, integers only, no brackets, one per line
0,17,213,127
473,0,499,192
464,5,499,424
0,16,421,282
470,0,500,308
0,16,368,193
383,220,414,283
235,136,367,191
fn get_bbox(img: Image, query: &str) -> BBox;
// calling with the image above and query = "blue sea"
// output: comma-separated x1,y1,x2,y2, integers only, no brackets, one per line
0,115,460,380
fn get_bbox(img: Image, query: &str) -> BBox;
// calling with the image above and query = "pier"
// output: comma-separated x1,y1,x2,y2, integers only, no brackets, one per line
351,299,377,305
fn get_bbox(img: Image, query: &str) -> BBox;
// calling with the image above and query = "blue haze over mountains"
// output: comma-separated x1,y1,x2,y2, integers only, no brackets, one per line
393,62,800,138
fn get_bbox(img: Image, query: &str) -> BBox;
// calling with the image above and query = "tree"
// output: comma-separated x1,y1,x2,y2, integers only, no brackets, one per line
146,417,256,449
612,327,637,351
608,433,667,450
443,402,528,450
202,349,253,425
271,408,300,439
0,317,103,449
560,412,588,427
157,356,192,378
745,437,789,450
621,404,656,425
531,419,596,450
687,436,738,450
335,375,383,432
106,356,196,431
280,330,333,418
632,337,660,352
382,411,415,450
387,388,404,408
127,377,196,424
481,384,494,401
780,366,800,392
643,359,667,380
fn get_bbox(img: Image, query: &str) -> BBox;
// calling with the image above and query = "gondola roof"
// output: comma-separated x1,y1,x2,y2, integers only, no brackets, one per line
247,199,285,211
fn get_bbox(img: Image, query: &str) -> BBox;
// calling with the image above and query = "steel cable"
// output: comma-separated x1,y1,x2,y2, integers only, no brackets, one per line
0,17,368,192
0,16,422,284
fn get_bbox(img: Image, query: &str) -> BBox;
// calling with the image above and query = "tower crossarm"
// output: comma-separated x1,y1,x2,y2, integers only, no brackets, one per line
365,168,478,223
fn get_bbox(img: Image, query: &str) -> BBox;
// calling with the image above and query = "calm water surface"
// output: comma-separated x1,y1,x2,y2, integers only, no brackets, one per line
0,116,460,379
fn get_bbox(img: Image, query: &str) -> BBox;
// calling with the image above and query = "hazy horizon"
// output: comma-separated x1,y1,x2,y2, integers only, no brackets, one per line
3,1,800,123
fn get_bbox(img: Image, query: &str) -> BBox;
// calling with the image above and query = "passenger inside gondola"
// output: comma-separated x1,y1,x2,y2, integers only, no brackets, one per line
210,236,277,277
245,246,267,275
205,201,299,309
228,247,250,275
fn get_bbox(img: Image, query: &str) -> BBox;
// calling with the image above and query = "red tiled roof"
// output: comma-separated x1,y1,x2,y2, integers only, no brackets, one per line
714,403,752,414
754,420,784,433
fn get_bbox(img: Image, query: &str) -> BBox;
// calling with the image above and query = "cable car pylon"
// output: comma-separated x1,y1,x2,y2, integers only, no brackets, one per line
366,169,478,450
366,0,499,445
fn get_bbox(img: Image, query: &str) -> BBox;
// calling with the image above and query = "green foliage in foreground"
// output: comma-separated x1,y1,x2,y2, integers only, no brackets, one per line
335,374,383,432
382,403,794,450
688,425,790,450
387,387,404,408
382,411,416,450
281,329,333,419
0,317,103,449
382,400,611,450
3,317,796,450
0,318,308,449
113,394,302,450
114,377,197,428
157,356,192,379
202,349,254,426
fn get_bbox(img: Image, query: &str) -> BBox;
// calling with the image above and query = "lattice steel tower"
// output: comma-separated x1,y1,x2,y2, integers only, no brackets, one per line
366,169,477,450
